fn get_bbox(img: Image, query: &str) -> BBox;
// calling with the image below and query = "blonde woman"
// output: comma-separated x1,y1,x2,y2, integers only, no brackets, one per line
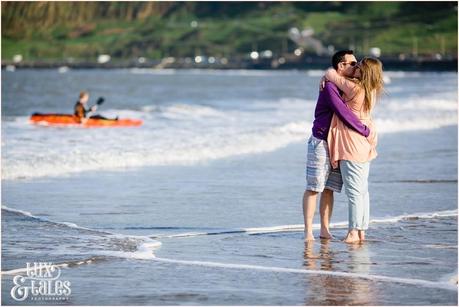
324,57,384,243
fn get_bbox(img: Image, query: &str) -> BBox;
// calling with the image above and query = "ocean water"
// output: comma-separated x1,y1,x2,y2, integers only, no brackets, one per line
1,68,458,305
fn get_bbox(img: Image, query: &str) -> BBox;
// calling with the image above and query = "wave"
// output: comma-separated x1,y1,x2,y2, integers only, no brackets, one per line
150,209,458,239
384,99,457,112
2,205,457,291
1,205,162,263
151,257,457,291
2,90,457,180
1,239,162,276
5,205,455,243
374,95,457,133
2,206,112,235
3,206,457,242
4,238,456,292
2,118,309,180
375,117,457,134
142,103,226,119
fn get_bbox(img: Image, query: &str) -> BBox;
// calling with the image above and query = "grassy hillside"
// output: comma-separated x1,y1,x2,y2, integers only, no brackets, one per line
1,1,457,61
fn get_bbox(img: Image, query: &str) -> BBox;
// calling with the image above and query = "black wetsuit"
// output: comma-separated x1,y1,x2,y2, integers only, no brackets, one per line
74,101,89,119
74,101,114,121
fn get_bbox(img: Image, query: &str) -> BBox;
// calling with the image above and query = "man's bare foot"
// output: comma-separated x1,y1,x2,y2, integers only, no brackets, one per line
304,232,315,241
358,230,365,241
319,228,333,239
343,230,360,244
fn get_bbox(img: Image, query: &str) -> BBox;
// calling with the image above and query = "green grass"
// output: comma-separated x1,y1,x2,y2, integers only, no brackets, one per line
2,2,457,61
301,12,349,33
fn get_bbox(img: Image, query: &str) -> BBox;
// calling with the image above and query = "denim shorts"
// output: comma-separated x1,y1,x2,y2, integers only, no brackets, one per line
305,135,343,193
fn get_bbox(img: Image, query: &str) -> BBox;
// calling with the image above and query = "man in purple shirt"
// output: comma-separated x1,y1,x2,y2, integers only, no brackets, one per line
303,50,370,241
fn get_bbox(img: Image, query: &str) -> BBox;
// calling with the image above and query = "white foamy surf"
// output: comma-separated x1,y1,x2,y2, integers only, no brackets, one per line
4,204,456,267
150,209,458,239
2,204,457,296
1,205,111,234
151,257,458,291
1,205,162,265
2,70,457,180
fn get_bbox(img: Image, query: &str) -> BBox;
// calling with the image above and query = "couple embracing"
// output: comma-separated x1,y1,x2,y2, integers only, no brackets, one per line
303,50,384,243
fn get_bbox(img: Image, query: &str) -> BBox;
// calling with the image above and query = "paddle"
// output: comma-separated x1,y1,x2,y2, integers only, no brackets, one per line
87,97,118,121
91,97,104,109
94,97,105,107
86,97,105,117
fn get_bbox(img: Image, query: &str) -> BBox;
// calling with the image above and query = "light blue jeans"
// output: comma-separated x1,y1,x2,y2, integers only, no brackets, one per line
340,160,370,230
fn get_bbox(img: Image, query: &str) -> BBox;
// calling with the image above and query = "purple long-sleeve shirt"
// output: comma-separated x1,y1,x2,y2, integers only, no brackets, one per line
311,81,370,140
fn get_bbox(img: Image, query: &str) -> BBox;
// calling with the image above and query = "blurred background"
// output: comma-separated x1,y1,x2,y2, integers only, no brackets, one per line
1,1,458,70
2,3,458,305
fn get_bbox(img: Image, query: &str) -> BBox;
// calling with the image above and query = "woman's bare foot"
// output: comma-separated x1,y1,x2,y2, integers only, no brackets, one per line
304,231,315,242
358,230,365,242
343,229,360,243
319,228,333,239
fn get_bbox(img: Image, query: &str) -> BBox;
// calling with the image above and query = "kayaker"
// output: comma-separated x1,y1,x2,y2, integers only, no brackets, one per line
74,91,116,122
74,91,97,121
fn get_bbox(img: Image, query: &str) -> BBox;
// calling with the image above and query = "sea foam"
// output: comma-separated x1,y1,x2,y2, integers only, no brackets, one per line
2,73,457,180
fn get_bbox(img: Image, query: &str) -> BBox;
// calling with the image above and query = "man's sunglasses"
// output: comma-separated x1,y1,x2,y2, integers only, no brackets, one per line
341,61,358,67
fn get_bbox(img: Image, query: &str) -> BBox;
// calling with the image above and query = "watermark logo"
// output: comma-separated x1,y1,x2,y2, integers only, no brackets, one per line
11,262,71,301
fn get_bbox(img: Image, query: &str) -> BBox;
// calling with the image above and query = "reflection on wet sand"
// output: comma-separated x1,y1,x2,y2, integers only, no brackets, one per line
302,240,377,305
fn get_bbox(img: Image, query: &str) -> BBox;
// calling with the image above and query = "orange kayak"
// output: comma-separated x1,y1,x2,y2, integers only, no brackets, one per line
30,113,143,127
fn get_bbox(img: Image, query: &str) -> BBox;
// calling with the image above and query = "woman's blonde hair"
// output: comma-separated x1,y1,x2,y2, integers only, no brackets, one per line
79,91,89,99
359,57,384,113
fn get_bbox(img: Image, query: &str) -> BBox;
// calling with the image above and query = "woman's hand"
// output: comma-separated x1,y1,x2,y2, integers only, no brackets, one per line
320,67,335,91
319,76,328,91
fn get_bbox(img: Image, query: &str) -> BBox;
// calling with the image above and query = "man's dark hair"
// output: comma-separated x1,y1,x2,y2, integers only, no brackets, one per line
332,50,354,69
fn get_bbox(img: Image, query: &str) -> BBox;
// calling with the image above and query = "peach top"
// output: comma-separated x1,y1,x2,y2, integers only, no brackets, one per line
325,69,378,169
